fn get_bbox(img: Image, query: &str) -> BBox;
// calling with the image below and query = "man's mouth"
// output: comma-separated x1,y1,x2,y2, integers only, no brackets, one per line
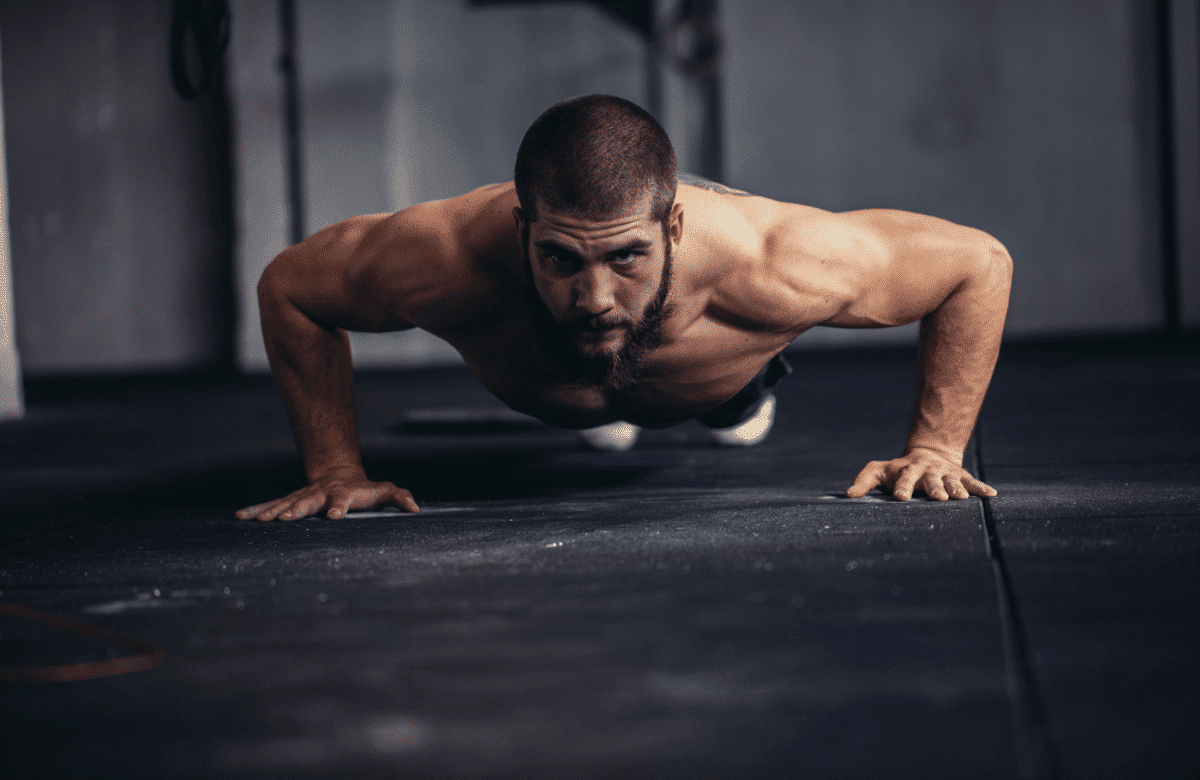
575,324,627,340
574,316,631,332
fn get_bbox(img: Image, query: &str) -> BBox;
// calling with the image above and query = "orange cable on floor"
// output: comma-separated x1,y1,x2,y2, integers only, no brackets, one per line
0,600,165,683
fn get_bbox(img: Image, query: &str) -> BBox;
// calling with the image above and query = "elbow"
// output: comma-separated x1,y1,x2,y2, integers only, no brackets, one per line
988,238,1013,277
257,248,299,309
990,242,1013,295
256,251,310,333
973,236,1013,294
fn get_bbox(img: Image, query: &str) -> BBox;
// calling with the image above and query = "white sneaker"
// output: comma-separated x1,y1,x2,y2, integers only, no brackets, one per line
708,394,776,447
577,421,641,451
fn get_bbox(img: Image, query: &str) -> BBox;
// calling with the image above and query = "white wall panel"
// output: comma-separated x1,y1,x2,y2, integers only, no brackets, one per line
1,0,232,375
0,28,22,418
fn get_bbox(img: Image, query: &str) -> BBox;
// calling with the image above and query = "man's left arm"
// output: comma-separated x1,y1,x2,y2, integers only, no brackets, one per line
830,216,1013,501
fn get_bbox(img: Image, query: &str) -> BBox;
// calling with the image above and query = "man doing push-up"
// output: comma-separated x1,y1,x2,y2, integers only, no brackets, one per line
237,94,1010,521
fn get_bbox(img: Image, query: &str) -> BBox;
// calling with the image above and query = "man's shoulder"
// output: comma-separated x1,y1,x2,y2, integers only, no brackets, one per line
833,208,1002,253
696,202,896,333
374,183,515,251
361,184,523,332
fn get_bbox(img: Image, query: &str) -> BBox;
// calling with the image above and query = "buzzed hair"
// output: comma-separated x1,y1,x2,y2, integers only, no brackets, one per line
514,94,677,224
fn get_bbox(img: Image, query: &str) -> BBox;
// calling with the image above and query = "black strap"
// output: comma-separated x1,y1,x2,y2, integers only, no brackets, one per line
170,0,231,99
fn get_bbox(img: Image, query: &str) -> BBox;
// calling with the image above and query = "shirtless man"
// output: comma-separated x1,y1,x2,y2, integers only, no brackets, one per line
237,94,1010,522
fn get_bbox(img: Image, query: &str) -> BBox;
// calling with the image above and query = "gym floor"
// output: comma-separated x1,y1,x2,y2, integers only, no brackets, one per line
1,336,1196,779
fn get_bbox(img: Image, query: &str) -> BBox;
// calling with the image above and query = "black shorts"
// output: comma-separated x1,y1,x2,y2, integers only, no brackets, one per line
697,352,792,429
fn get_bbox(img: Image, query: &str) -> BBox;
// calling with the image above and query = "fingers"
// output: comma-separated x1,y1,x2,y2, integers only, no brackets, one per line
256,502,292,521
962,474,998,498
340,482,424,513
394,489,421,513
237,477,424,521
236,499,293,522
276,493,325,521
235,501,275,520
891,465,922,502
845,462,885,498
336,484,420,516
847,455,998,503
923,473,949,501
326,493,352,520
897,470,995,502
945,475,971,500
235,489,326,522
899,469,995,501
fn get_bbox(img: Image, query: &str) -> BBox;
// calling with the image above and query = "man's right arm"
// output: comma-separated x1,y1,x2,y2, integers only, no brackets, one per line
236,211,446,521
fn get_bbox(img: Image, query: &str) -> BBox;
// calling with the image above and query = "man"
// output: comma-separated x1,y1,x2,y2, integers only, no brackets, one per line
237,94,1009,522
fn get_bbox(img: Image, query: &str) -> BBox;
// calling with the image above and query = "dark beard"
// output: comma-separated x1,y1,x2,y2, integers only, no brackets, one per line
523,242,674,393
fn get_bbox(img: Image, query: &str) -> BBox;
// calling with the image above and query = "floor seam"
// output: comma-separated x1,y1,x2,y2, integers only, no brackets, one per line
975,431,1063,780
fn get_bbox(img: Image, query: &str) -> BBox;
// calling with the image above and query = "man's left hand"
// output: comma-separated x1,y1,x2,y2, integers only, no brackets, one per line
845,448,997,502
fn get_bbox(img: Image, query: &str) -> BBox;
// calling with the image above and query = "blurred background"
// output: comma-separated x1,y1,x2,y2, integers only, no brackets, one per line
0,0,1196,400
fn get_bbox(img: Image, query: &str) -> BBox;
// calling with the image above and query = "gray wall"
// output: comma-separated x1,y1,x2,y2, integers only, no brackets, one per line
0,0,232,376
1,0,1194,377
724,0,1166,346
232,0,1190,370
231,0,650,370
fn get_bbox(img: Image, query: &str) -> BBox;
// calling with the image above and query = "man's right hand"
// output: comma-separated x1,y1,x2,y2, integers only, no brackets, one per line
236,471,420,521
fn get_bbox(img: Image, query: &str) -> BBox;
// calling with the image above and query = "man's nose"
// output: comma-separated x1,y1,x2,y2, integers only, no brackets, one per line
573,265,616,316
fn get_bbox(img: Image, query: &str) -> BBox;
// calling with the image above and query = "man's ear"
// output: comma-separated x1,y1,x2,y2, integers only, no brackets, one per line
513,206,527,238
668,202,684,248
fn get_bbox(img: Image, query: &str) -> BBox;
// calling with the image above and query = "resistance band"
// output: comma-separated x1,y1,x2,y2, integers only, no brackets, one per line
0,601,165,683
169,0,230,99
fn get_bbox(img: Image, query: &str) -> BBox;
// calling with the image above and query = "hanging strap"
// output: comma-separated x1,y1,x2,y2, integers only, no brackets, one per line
170,0,231,99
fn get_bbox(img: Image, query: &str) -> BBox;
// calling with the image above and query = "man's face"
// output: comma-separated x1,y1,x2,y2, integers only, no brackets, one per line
516,197,682,391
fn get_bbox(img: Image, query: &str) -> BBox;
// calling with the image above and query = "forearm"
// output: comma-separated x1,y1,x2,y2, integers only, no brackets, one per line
259,266,364,483
905,248,1011,463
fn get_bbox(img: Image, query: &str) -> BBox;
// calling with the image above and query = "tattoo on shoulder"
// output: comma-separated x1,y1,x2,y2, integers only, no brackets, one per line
677,172,753,197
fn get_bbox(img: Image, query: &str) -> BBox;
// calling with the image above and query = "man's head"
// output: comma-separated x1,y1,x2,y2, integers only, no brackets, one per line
513,94,682,391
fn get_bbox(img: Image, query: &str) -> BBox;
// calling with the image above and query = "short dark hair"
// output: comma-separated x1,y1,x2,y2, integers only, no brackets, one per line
515,94,677,224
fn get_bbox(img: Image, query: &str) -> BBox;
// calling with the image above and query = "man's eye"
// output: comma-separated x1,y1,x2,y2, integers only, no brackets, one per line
613,251,637,263
546,254,571,266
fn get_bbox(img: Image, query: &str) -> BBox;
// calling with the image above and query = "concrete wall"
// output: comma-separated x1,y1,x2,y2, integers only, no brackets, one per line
724,0,1166,346
1,1,1190,376
0,0,232,376
231,0,1185,369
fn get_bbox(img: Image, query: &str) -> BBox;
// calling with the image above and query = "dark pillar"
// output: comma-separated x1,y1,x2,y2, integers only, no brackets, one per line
672,0,723,182
279,0,306,246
